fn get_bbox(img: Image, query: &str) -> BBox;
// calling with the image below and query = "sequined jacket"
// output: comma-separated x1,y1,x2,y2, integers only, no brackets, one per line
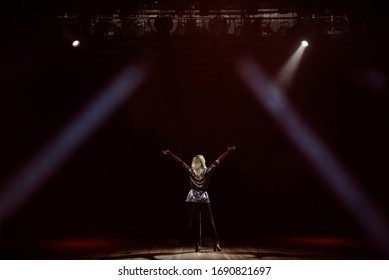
182,161,218,203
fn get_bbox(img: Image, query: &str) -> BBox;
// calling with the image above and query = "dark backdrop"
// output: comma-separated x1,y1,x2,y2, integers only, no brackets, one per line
1,0,388,245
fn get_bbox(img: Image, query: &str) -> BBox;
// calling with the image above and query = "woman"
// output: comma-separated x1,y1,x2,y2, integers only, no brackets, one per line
162,146,236,252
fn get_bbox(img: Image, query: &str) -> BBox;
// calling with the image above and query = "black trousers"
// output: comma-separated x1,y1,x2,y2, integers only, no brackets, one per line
186,202,219,244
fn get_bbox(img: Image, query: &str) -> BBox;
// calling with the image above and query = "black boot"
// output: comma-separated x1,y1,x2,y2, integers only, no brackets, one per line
195,243,200,252
213,242,222,252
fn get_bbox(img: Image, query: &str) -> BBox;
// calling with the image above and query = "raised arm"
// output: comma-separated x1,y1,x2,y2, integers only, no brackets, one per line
215,146,236,164
162,149,184,165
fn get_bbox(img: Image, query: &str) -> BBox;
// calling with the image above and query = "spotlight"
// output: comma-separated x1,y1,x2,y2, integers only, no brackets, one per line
237,58,389,257
0,62,148,226
72,40,80,47
276,39,309,89
301,40,309,47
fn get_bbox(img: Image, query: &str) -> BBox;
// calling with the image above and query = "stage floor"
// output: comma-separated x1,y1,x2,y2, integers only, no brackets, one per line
0,233,382,260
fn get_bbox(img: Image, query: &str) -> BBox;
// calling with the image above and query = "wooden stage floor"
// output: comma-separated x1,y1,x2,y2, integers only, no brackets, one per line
0,233,383,260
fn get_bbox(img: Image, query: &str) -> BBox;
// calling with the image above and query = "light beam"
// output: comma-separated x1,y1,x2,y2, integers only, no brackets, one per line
0,62,149,227
237,58,389,257
276,40,309,89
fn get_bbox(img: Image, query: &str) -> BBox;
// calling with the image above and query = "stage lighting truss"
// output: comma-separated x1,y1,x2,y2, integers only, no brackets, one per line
300,14,350,38
57,8,350,40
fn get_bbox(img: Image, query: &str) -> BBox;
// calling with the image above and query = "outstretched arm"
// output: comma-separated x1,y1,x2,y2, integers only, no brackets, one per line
162,149,183,165
215,146,236,164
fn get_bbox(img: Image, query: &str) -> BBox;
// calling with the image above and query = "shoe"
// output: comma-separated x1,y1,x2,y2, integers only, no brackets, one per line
213,243,222,252
195,243,199,252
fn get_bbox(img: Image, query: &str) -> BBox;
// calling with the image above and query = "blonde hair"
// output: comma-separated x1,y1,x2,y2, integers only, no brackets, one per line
191,155,206,178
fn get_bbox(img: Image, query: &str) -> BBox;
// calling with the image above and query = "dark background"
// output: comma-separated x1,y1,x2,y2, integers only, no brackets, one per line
1,0,388,250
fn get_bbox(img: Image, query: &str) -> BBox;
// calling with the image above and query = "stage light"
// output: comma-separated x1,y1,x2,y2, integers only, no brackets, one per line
0,62,149,227
72,40,80,47
276,41,309,89
237,58,389,257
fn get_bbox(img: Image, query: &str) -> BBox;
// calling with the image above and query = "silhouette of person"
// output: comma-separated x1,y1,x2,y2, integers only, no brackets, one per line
162,146,236,252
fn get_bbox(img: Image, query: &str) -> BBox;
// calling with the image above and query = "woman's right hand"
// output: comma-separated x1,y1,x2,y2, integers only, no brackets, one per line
228,146,236,151
162,149,171,155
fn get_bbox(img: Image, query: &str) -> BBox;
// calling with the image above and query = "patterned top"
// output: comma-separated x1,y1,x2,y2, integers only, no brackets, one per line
182,161,218,203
